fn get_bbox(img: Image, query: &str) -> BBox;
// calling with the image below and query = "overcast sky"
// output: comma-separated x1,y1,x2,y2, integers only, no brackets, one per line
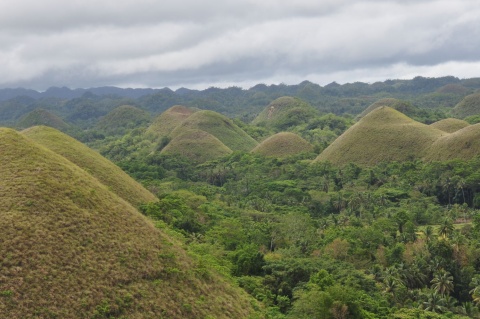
1,0,479,90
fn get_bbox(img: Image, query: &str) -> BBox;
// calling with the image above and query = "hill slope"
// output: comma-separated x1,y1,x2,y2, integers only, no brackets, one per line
314,107,447,166
21,126,156,207
429,118,470,133
356,98,417,120
161,129,233,163
17,108,70,131
452,93,480,118
171,110,258,152
252,96,317,129
146,105,197,139
251,132,313,158
95,105,151,135
0,128,255,318
423,123,480,162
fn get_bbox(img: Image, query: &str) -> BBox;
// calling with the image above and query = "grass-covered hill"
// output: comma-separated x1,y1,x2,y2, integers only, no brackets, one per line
21,126,156,207
314,107,447,166
251,132,313,158
251,96,318,130
356,98,417,120
170,110,258,152
0,128,256,318
95,105,151,136
424,123,480,162
429,118,470,133
146,105,197,140
161,129,233,163
451,93,480,118
17,108,71,131
436,83,470,94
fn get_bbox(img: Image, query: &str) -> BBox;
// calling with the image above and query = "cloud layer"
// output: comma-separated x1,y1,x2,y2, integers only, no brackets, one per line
1,0,479,89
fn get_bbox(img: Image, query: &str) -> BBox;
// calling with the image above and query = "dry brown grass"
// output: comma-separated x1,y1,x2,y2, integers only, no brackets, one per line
429,118,470,133
251,132,313,158
0,128,257,318
146,105,197,139
21,125,156,207
161,129,233,163
314,107,447,166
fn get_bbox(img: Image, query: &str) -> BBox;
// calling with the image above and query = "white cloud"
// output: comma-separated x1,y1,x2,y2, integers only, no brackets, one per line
0,0,479,89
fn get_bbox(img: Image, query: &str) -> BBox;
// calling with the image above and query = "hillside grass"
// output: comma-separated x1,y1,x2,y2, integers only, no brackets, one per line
17,108,71,131
452,93,480,118
146,105,197,139
161,129,233,163
95,105,151,136
356,98,417,120
423,123,480,162
171,110,258,152
315,107,447,166
0,127,257,319
251,132,313,158
252,96,317,130
429,118,470,133
21,125,157,207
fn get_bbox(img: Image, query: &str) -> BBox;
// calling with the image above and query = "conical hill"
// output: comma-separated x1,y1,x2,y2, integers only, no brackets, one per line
252,96,317,129
429,118,470,133
0,128,256,318
423,124,480,162
452,93,480,118
146,105,197,139
21,126,156,207
95,105,151,136
356,98,416,120
17,108,70,131
251,132,313,158
161,129,233,163
170,110,258,152
314,107,447,166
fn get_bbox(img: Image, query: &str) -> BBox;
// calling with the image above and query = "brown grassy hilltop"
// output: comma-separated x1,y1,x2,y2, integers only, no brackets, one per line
314,107,447,166
424,123,480,162
170,110,258,152
0,128,257,318
251,132,313,158
22,125,156,207
452,93,480,118
356,98,416,120
146,105,197,139
429,118,470,133
161,129,233,163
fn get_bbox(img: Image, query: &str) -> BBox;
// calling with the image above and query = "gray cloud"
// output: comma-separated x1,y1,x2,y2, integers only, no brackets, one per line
1,0,479,90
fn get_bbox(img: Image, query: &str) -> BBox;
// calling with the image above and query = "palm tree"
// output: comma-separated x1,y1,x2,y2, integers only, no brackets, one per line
458,302,480,318
438,217,454,239
423,225,434,243
431,269,454,296
470,276,480,305
421,290,446,313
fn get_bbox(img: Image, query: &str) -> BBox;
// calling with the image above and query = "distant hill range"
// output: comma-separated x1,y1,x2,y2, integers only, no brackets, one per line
1,76,480,126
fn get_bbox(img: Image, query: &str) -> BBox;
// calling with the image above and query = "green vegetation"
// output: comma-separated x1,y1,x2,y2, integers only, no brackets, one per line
94,105,151,136
252,96,318,130
452,93,480,118
356,98,417,120
17,108,71,131
5,77,480,318
251,132,313,158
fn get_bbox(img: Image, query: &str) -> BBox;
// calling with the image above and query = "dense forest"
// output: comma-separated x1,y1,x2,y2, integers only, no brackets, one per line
3,76,480,318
